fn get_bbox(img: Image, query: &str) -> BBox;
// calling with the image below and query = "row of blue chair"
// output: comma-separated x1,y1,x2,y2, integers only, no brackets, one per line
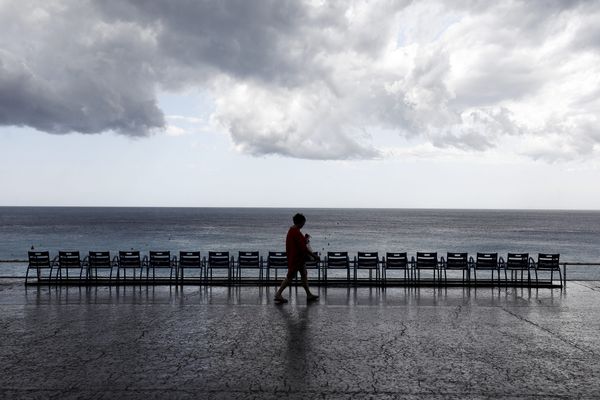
381,252,562,286
26,250,561,286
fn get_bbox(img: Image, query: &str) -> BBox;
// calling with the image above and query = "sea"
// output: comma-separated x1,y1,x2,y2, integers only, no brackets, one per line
1,207,599,279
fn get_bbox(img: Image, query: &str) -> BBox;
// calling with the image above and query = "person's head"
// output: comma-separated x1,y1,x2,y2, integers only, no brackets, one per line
293,213,306,228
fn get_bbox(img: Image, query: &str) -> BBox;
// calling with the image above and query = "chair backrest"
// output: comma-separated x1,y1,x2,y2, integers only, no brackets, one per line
89,251,111,268
59,251,81,267
149,251,171,267
119,251,141,267
537,253,559,269
385,252,408,269
28,251,50,267
238,251,259,267
506,253,529,269
357,252,379,268
267,252,288,268
476,253,498,268
416,252,438,268
179,251,202,267
446,252,468,269
327,252,349,268
208,251,230,267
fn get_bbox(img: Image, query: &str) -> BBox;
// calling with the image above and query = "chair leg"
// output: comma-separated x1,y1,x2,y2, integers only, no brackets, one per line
557,268,563,288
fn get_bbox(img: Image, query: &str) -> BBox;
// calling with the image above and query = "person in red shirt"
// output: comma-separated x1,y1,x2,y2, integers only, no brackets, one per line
274,213,319,303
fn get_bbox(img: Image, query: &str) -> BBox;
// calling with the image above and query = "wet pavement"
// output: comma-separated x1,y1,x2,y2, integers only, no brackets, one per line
1,280,600,399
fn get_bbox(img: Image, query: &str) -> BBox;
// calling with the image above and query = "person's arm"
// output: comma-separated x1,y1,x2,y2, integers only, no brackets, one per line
296,230,317,261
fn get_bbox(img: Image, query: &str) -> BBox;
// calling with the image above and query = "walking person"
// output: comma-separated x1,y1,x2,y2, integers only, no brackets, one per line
274,213,319,303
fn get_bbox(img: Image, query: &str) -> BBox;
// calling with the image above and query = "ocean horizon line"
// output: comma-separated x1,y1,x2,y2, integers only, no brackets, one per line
1,205,600,212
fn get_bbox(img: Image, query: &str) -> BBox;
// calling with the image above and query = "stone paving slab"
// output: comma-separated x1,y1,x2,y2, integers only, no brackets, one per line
1,280,600,399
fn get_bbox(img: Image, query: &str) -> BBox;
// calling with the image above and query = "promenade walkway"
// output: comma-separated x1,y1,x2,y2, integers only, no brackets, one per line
1,280,599,399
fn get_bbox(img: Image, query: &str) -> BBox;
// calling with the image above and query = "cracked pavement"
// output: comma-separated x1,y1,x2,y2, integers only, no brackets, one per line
1,281,600,399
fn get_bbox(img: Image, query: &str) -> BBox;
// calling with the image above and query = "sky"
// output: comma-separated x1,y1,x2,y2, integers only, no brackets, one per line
1,0,599,209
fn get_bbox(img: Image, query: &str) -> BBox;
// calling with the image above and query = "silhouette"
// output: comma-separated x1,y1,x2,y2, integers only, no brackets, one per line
274,213,319,303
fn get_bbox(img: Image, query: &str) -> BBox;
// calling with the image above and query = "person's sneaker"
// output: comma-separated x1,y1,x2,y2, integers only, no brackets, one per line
274,295,288,303
307,294,319,301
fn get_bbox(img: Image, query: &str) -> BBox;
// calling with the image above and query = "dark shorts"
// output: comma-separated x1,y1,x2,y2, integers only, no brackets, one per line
287,263,306,275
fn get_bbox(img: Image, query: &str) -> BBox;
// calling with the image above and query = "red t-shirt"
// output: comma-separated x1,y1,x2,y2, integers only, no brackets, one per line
286,226,310,271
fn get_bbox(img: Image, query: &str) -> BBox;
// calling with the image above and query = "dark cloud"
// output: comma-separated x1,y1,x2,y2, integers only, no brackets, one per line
0,1,163,135
0,0,599,160
94,0,322,88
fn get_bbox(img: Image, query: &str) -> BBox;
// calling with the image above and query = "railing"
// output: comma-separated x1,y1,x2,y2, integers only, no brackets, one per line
560,262,600,284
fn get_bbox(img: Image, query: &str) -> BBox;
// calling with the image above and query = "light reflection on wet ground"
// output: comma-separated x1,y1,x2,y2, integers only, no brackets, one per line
1,280,599,399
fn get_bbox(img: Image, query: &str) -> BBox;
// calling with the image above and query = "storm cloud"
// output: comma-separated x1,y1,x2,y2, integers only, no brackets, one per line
1,0,599,160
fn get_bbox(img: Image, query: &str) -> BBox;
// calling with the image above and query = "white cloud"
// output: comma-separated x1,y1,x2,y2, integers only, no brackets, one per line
164,125,187,137
0,0,599,161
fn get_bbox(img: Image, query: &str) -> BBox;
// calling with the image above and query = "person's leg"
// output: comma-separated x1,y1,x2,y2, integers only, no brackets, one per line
275,270,296,300
299,268,318,300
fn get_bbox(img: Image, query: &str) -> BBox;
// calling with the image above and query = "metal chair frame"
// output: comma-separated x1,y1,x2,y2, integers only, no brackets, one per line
57,251,85,282
206,251,232,283
266,251,288,282
148,251,176,282
383,252,411,285
354,252,381,285
26,251,55,284
86,251,115,281
237,251,262,282
415,252,439,284
534,253,561,285
304,252,321,282
503,253,531,286
117,251,144,280
442,252,470,284
325,252,351,283
177,251,203,282
473,253,501,284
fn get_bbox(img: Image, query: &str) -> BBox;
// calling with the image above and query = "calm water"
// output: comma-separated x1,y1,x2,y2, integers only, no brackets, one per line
1,207,599,278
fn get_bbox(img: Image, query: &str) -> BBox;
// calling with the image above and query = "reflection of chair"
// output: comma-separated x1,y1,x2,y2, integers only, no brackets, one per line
415,252,439,283
266,251,287,281
325,252,351,283
355,252,380,284
26,251,54,284
383,252,411,284
473,253,499,284
178,251,203,282
237,251,262,282
57,251,85,281
117,251,144,280
534,253,561,285
206,251,231,282
148,251,176,282
442,252,469,284
87,251,115,281
504,253,530,285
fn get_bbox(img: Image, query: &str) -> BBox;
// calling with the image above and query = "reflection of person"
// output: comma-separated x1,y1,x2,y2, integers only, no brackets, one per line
274,213,319,303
